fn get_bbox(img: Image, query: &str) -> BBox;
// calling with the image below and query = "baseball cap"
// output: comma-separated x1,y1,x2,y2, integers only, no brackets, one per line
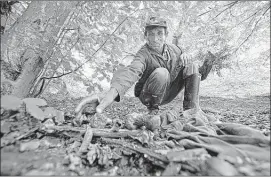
145,16,167,28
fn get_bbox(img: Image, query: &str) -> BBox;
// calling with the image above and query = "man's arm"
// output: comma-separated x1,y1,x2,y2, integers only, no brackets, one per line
110,51,147,101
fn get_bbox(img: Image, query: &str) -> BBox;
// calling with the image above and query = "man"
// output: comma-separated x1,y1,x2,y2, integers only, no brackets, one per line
76,16,208,118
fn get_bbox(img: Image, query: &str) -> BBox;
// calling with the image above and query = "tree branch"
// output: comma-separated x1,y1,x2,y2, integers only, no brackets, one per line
198,9,213,17
213,1,239,19
233,5,270,54
39,36,80,80
198,1,238,17
232,9,261,29
40,7,143,80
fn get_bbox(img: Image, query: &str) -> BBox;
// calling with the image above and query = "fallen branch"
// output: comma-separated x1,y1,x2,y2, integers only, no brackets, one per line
41,125,142,138
101,137,169,164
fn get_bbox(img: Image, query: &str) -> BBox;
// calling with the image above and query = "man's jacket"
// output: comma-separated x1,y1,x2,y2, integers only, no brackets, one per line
111,43,183,101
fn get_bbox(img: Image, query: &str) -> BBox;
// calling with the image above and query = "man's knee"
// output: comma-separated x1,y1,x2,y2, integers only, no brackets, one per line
183,63,199,79
152,67,170,81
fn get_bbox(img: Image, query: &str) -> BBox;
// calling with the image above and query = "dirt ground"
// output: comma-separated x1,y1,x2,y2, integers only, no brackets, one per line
1,95,270,176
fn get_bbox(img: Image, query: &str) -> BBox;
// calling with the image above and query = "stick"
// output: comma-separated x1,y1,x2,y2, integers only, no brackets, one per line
78,125,93,153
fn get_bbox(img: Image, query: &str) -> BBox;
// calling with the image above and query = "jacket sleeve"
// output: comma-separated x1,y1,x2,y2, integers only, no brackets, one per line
110,51,147,101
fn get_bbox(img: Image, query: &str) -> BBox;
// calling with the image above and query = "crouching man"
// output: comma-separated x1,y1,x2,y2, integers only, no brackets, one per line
76,16,213,120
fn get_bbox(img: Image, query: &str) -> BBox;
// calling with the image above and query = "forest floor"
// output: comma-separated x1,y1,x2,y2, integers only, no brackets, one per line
1,95,270,176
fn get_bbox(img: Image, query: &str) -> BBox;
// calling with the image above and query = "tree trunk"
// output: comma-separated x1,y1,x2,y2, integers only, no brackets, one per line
7,1,78,98
12,54,44,98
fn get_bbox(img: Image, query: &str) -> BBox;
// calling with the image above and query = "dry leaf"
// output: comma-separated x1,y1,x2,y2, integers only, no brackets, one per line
166,148,208,162
98,146,113,166
87,144,98,165
23,98,47,107
55,110,65,124
111,118,124,132
43,107,57,119
1,95,22,111
19,140,40,152
25,103,45,120
129,130,154,146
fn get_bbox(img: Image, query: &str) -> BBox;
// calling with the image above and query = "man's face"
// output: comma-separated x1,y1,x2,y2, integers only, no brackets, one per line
145,26,167,52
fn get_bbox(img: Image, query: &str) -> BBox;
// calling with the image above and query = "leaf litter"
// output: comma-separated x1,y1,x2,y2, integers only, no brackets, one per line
0,95,270,176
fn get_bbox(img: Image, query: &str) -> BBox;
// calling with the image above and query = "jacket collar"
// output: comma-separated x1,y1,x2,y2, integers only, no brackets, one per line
145,43,169,60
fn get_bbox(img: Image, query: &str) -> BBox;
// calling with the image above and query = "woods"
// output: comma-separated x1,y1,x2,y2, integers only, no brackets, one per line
1,1,270,98
0,1,270,176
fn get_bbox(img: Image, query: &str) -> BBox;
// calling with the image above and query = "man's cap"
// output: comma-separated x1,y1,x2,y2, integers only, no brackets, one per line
145,16,167,28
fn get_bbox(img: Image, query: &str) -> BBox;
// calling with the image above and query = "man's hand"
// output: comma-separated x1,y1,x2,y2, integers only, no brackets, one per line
180,53,192,66
75,88,119,117
96,88,118,113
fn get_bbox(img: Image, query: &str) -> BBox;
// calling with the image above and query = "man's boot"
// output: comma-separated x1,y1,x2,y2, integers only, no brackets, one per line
183,73,218,123
183,73,201,111
141,92,162,115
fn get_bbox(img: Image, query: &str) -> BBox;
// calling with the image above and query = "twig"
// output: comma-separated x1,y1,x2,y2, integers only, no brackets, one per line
198,1,238,17
39,36,80,81
232,2,269,30
232,9,260,29
215,1,238,18
198,9,213,17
